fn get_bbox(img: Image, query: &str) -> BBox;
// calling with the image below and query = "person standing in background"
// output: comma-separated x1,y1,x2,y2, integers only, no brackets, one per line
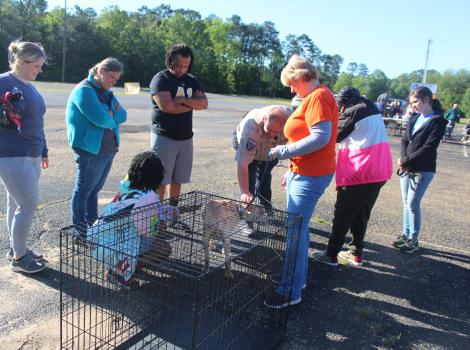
150,44,208,206
393,87,446,253
444,103,460,139
66,58,127,236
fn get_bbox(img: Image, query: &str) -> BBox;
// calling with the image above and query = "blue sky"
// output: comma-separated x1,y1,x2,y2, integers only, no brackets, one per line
47,0,470,78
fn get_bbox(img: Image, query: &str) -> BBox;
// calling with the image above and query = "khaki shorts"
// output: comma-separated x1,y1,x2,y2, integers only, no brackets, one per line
151,133,193,185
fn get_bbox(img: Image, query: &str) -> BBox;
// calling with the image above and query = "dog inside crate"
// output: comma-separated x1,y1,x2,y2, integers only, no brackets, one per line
201,198,264,280
61,190,298,350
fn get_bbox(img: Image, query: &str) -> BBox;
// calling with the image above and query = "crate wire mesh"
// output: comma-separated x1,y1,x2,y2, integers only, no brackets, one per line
60,191,302,349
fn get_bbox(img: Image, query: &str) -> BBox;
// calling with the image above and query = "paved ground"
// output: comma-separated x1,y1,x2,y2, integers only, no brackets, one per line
0,83,469,349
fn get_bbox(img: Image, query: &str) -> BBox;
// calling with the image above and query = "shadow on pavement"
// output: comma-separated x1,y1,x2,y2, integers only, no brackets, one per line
282,230,470,349
24,228,470,350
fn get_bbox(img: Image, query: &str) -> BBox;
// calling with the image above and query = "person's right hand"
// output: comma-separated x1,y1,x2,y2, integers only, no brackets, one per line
240,192,254,203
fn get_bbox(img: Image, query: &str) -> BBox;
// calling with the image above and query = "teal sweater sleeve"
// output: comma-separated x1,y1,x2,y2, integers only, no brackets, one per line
73,86,119,129
110,95,127,124
66,82,128,155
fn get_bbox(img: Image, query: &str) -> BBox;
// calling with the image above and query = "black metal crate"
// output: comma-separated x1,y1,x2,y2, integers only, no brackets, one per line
60,191,302,349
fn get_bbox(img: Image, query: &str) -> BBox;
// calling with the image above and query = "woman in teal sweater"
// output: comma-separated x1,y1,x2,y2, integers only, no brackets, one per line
65,57,127,235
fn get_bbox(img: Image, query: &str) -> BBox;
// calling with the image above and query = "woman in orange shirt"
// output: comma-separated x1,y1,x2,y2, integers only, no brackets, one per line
265,55,338,309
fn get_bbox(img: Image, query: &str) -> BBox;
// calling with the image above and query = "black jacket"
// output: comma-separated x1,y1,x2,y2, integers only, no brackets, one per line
400,114,447,173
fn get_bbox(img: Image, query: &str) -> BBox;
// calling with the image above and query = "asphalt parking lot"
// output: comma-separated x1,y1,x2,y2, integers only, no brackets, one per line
0,82,469,349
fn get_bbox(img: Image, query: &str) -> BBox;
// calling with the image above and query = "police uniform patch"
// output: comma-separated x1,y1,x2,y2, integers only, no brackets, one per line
246,138,257,152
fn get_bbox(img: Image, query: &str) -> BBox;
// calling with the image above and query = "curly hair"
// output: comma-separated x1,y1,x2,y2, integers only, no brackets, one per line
165,43,194,72
128,152,165,192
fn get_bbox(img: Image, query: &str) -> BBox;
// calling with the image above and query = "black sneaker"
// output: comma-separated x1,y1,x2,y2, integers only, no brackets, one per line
392,235,409,249
6,248,45,262
401,238,419,253
264,293,301,309
10,252,46,274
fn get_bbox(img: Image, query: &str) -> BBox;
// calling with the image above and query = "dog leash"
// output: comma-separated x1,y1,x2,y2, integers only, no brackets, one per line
240,160,272,214
396,168,420,191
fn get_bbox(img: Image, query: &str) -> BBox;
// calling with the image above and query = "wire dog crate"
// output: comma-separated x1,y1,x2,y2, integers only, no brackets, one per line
60,191,302,350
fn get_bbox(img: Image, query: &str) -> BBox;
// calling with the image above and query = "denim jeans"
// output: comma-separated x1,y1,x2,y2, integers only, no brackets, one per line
400,171,434,240
446,120,456,137
71,150,115,230
278,170,333,300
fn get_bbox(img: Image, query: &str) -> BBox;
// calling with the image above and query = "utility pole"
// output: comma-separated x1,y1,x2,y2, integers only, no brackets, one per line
61,0,67,83
422,39,432,84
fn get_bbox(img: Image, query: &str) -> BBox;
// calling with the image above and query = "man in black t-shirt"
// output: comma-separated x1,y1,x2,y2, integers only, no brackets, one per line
150,44,208,204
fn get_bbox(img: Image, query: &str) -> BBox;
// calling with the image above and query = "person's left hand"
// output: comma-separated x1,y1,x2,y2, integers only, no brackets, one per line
41,157,49,169
397,158,401,166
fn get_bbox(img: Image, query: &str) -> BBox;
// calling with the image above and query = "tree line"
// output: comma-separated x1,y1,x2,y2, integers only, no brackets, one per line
1,1,469,115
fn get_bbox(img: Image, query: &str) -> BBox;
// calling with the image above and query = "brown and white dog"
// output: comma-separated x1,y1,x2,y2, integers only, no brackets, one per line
202,199,257,280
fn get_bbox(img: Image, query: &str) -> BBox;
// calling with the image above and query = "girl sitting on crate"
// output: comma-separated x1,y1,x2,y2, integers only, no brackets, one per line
87,151,175,285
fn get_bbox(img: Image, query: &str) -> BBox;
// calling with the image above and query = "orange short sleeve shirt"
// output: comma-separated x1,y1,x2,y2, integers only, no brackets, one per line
283,84,338,176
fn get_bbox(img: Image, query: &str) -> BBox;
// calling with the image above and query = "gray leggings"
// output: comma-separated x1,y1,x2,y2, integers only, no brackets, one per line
0,157,41,258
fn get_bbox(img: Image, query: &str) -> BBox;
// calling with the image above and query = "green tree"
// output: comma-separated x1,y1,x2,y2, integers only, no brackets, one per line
320,54,343,88
346,63,358,76
436,70,470,108
65,6,109,82
367,69,389,100
389,71,421,99
204,16,238,92
358,63,369,76
0,0,47,71
40,6,65,81
460,88,470,117
350,69,389,100
283,34,322,68
333,72,354,93
2,1,468,101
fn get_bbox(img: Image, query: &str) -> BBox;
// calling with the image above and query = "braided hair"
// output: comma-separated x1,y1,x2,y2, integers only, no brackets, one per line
165,43,194,72
128,152,165,192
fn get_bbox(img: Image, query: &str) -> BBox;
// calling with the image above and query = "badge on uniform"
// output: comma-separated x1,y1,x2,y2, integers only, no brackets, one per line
246,138,256,152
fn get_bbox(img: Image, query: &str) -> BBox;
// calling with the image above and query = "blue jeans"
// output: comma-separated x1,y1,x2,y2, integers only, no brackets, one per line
278,170,333,300
71,150,115,230
400,171,434,240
